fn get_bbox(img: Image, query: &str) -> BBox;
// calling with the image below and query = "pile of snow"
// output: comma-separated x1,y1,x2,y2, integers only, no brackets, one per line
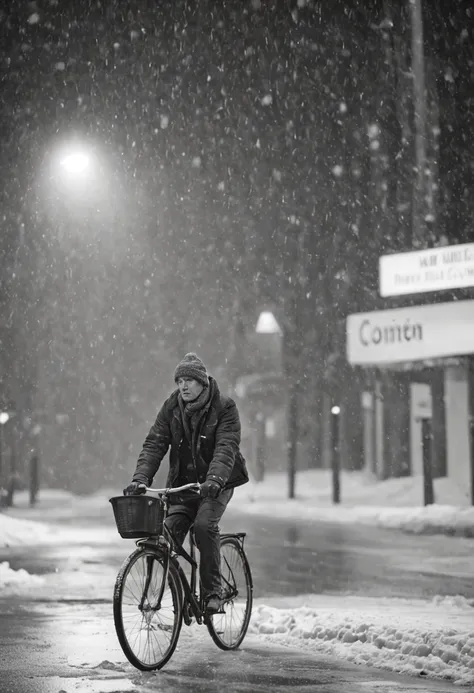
0,561,44,591
0,559,118,602
0,514,60,548
250,594,474,686
234,469,474,536
0,489,119,549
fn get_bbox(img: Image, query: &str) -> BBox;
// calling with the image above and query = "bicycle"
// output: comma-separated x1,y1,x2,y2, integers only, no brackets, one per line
109,482,253,671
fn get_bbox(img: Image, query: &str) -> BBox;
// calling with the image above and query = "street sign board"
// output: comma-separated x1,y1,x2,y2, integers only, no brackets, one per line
379,243,474,296
346,299,474,365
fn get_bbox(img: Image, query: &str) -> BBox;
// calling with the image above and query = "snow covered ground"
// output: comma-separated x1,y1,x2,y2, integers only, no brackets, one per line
1,470,474,686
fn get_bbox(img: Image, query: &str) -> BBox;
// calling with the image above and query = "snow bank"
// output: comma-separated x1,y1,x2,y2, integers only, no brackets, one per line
0,514,59,548
0,489,119,548
250,594,474,686
0,561,44,592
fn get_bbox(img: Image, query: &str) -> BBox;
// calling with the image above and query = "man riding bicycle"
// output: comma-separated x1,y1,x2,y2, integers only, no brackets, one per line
124,352,249,615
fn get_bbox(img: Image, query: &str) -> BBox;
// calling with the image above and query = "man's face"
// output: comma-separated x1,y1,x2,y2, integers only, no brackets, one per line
177,377,204,402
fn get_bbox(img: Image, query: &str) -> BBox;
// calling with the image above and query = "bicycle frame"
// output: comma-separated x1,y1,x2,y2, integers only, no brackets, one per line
166,528,250,624
133,482,249,625
133,483,205,623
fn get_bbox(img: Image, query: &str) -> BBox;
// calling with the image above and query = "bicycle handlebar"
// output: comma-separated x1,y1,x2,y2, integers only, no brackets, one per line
141,482,201,496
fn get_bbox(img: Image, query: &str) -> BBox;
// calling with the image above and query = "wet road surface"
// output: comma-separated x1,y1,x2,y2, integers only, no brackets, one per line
223,509,474,600
4,504,474,601
0,601,470,693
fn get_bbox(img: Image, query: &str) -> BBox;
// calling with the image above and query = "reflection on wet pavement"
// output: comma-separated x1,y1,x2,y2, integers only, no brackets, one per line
221,509,474,600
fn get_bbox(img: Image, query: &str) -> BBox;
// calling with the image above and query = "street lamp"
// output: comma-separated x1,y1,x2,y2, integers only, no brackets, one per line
60,152,90,175
330,405,341,504
250,311,283,484
255,311,283,335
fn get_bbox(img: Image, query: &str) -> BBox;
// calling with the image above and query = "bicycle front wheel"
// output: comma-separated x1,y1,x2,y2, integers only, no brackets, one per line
113,548,183,671
206,536,253,650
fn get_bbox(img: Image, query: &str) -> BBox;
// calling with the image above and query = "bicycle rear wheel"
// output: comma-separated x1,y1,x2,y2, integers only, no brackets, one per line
206,536,253,650
113,548,183,670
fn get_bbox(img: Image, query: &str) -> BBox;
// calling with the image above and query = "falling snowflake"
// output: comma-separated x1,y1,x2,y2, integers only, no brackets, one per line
368,123,380,139
54,62,65,71
191,156,201,168
332,165,343,177
261,94,273,106
27,12,40,24
217,181,225,191
160,115,169,129
339,102,347,114
444,67,454,83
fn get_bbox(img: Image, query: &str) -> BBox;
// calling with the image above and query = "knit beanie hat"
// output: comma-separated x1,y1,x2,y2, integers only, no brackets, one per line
174,353,209,387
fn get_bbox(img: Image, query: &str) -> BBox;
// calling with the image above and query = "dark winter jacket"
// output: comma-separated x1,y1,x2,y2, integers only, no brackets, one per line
132,378,249,490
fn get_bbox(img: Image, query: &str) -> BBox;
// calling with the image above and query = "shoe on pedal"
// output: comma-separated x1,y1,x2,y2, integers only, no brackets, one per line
205,594,223,615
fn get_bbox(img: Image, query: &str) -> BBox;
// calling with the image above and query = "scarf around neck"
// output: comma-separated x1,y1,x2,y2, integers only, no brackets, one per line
178,378,215,445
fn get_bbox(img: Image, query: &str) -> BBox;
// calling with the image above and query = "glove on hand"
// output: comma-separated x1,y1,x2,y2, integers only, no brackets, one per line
200,479,222,499
123,482,146,496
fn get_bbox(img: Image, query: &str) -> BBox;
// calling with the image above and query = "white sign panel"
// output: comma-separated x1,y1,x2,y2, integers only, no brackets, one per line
410,383,432,419
346,299,474,365
379,243,474,296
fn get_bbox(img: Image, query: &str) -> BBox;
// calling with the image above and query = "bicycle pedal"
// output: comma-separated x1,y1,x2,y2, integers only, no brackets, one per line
183,604,193,626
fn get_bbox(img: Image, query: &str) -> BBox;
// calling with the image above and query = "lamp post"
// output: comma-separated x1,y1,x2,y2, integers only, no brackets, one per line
330,405,341,504
255,310,283,487
0,412,10,504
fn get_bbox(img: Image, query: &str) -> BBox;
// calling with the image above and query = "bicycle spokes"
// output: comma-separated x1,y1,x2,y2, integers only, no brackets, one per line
113,549,183,670
206,538,253,650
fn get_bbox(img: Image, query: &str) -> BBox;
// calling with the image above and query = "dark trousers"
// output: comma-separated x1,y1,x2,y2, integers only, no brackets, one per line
164,488,233,599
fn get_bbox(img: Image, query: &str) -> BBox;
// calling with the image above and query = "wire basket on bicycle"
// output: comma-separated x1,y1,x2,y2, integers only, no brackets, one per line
110,495,165,539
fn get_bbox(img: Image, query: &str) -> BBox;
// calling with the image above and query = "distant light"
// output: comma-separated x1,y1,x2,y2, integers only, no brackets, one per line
0,412,10,425
60,152,90,174
331,406,340,416
255,311,282,335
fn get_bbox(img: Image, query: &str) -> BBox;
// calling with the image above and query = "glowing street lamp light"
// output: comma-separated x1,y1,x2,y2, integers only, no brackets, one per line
255,310,282,335
0,412,10,426
60,152,90,175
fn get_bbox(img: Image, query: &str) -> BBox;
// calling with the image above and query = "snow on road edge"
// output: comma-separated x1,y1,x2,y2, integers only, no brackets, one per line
249,594,474,686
